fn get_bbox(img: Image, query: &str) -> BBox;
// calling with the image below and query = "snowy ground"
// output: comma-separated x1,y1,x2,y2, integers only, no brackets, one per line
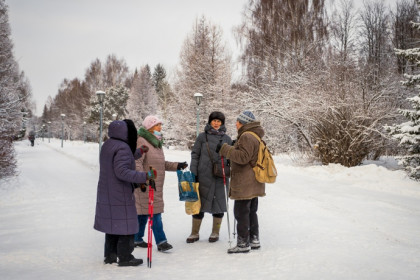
1,138,420,280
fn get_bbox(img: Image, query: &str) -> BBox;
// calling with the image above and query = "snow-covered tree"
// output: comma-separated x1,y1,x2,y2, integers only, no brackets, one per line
0,0,32,178
387,3,420,179
127,65,158,125
172,15,234,147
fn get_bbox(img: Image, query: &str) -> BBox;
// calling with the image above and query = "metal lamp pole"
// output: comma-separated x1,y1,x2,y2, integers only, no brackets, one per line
96,90,105,152
83,122,86,143
194,93,203,137
47,121,51,143
60,114,65,148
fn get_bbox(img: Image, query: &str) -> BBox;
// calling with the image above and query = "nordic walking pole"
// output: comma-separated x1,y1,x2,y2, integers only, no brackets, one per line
221,155,232,248
147,166,156,268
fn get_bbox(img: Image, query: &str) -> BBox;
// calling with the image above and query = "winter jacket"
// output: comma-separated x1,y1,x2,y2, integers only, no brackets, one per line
190,123,232,213
219,122,266,200
94,121,147,235
134,128,178,215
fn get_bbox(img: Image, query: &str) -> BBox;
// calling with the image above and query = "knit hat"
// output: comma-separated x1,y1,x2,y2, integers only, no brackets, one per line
142,115,162,130
208,111,225,125
237,110,256,124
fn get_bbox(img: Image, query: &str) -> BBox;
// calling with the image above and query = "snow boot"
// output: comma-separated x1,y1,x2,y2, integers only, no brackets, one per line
157,241,173,252
209,217,223,243
186,218,202,243
250,235,260,250
134,240,148,248
227,236,250,254
118,255,143,267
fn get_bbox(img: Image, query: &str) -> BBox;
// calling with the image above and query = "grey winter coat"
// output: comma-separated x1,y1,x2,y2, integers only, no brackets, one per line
219,122,266,200
190,123,232,214
94,121,147,235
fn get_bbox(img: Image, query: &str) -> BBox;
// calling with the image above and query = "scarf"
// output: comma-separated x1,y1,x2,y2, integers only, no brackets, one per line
138,127,164,148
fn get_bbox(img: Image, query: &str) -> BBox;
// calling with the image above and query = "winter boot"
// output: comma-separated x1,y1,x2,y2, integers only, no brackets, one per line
227,236,250,254
186,218,202,243
250,235,260,250
134,240,148,248
209,217,223,242
118,255,143,267
157,241,173,252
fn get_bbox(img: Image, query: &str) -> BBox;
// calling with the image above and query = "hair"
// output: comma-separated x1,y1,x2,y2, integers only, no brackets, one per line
123,119,138,155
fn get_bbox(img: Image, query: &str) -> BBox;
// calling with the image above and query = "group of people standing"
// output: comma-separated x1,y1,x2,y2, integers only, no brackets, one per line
93,109,266,266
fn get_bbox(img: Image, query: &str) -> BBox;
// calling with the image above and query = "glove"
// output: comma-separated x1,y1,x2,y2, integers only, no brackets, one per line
146,167,157,180
139,145,149,154
177,161,188,170
194,175,199,183
231,140,236,146
132,183,147,192
215,142,222,153
134,145,149,160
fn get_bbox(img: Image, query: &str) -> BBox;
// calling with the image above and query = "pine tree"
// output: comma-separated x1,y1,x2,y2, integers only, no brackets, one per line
387,1,420,179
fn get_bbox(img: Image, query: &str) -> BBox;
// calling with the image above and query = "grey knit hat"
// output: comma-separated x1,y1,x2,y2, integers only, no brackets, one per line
237,110,256,124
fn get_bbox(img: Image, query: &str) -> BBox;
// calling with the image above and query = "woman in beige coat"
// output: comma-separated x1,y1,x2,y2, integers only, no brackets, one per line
133,115,188,252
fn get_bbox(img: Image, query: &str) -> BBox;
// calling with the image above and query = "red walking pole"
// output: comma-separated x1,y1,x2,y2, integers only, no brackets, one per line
147,168,156,268
221,156,232,248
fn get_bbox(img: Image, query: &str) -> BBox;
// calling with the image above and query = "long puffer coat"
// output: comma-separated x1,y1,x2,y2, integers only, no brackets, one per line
190,123,232,214
134,128,178,215
94,121,147,235
219,121,266,200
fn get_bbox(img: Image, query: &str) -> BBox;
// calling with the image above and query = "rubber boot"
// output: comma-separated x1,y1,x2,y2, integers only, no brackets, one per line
186,218,202,243
208,217,223,243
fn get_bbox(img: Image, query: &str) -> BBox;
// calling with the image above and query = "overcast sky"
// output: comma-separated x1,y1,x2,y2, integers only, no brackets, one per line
7,0,396,116
7,0,247,115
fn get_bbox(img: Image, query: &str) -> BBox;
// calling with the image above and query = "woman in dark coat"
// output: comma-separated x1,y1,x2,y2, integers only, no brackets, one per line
188,111,232,243
94,119,153,267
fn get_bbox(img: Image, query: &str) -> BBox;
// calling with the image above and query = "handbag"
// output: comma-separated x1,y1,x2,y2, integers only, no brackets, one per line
206,135,230,178
185,182,201,215
177,170,199,202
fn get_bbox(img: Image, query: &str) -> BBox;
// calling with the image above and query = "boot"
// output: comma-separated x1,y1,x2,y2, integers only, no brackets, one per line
227,236,250,254
157,241,173,252
186,218,202,243
118,255,143,267
250,235,260,250
209,217,223,243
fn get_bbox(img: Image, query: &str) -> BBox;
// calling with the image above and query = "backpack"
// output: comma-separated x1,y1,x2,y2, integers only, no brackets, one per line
244,131,277,184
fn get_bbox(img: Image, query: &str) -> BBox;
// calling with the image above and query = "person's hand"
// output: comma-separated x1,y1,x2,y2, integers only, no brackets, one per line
146,167,157,180
134,145,149,160
231,140,236,146
139,145,149,154
177,161,188,170
193,174,199,183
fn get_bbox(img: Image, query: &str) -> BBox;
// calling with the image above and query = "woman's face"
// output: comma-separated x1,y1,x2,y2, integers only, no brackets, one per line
149,123,162,133
211,119,222,130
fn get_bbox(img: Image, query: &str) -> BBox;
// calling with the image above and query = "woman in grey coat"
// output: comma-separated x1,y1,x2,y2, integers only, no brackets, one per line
94,120,154,266
188,111,232,243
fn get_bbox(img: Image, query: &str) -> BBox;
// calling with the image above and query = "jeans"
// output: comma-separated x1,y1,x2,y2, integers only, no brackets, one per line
134,213,167,245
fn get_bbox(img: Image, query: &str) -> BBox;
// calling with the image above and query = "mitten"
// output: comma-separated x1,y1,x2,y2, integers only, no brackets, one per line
146,168,157,180
177,161,188,170
139,145,149,154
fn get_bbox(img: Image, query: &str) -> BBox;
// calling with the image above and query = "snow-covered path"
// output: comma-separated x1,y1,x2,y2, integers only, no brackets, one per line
1,139,420,280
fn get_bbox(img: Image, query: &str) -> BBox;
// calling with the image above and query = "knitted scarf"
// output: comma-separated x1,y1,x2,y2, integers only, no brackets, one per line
138,127,163,148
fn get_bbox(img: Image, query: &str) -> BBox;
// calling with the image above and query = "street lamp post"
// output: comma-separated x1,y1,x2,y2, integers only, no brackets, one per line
83,122,86,143
194,93,203,137
42,124,45,141
60,114,66,148
47,121,51,143
96,90,105,152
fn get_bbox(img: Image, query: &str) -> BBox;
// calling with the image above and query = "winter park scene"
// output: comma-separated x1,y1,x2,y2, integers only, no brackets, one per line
1,0,420,279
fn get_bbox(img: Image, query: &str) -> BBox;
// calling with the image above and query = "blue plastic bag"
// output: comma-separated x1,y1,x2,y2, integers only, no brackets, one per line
177,170,199,202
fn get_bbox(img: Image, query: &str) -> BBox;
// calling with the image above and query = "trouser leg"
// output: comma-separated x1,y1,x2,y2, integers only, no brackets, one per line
117,234,135,262
104,233,118,259
151,213,167,245
234,199,251,244
134,215,148,242
249,197,259,238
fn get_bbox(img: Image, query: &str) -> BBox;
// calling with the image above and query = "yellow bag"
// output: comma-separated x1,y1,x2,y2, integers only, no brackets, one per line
244,131,277,183
185,182,200,215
